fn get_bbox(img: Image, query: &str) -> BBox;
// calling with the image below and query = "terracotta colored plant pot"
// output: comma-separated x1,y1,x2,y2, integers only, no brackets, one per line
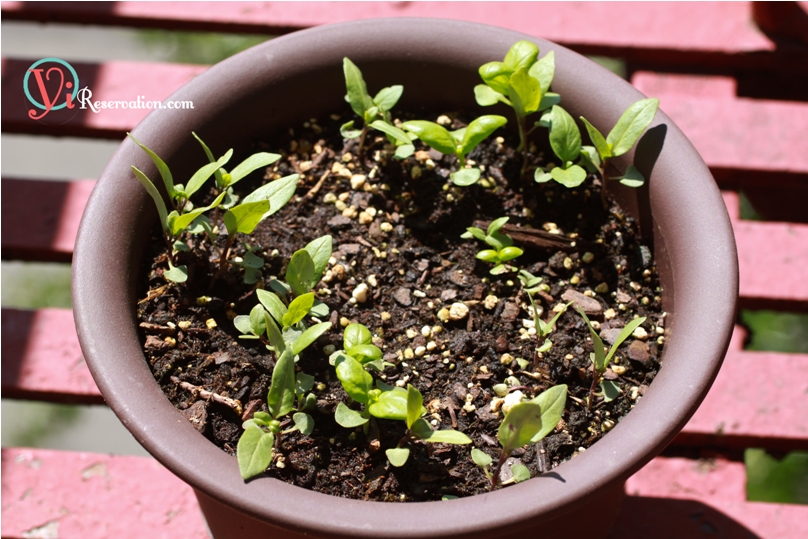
73,18,738,539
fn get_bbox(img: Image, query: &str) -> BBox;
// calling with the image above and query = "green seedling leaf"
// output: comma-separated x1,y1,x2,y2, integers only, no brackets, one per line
406,384,423,430
508,68,542,116
529,384,568,443
256,289,287,325
304,235,332,283
504,40,539,72
340,120,363,139
368,387,408,420
603,316,647,365
549,105,582,163
499,401,543,455
237,425,274,479
310,299,329,319
394,144,415,160
471,448,493,468
576,307,606,371
242,250,264,269
191,132,225,187
529,50,555,93
229,152,281,185
286,250,316,296
364,105,380,124
343,57,373,117
499,246,523,262
242,174,298,220
185,151,233,198
292,412,314,436
487,216,509,236
479,61,512,95
370,120,411,147
346,343,383,363
132,166,169,232
224,200,270,235
534,170,553,183
386,447,410,467
451,168,481,186
169,191,226,236
463,227,487,242
450,127,467,145
344,323,372,350
234,315,254,337
474,84,509,107
264,311,284,353
292,322,332,355
128,133,175,198
401,121,457,156
249,303,267,336
580,117,612,161
511,464,531,483
412,420,472,444
164,262,188,283
267,349,296,419
476,250,500,264
296,373,315,394
460,115,508,156
335,402,369,428
373,85,403,112
600,380,621,402
335,354,373,404
616,164,646,188
282,326,303,352
283,292,315,328
607,98,659,157
537,92,561,112
579,146,602,174
268,279,291,299
550,165,587,188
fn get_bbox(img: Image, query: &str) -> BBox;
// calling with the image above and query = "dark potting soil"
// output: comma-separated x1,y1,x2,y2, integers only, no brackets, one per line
136,110,665,502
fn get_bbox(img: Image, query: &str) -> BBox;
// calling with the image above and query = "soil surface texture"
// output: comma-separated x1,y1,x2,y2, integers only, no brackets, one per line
136,110,665,501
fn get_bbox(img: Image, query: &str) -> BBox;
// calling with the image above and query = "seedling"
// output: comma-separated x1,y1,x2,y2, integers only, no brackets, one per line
518,269,544,294
237,346,317,480
474,40,559,156
342,57,414,158
193,132,282,207
471,448,530,486
579,98,659,188
401,115,507,186
527,296,572,356
576,306,646,411
533,105,589,188
478,384,567,488
461,217,523,274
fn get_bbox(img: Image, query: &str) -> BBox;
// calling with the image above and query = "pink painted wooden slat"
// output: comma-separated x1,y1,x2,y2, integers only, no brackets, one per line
1,448,208,539
2,59,206,138
1,308,102,404
632,72,808,176
612,456,808,539
1,179,95,263
3,1,788,69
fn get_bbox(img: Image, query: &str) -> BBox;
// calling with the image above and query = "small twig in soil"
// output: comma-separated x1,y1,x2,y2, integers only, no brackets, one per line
241,399,262,421
443,398,458,429
138,285,169,304
171,377,243,416
304,170,331,200
473,220,591,253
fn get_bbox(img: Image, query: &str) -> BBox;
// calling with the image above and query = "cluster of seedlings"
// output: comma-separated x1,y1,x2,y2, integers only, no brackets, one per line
133,41,661,492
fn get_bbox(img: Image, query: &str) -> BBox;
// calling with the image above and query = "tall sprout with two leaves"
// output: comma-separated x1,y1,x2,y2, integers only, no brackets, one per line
535,98,660,190
342,58,414,159
401,115,507,186
471,385,567,488
576,306,646,411
474,40,559,171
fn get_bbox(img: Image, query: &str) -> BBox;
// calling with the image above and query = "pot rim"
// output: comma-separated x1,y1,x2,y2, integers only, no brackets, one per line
73,17,738,539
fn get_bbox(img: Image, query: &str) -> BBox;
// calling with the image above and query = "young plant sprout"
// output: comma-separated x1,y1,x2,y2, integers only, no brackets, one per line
401,115,507,186
534,105,589,188
237,346,317,480
461,217,523,274
579,98,659,188
474,41,559,155
527,295,572,356
475,384,567,488
576,306,646,411
342,57,414,158
192,132,282,207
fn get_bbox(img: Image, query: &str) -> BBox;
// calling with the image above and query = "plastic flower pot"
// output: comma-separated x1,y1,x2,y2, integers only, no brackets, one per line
73,18,738,539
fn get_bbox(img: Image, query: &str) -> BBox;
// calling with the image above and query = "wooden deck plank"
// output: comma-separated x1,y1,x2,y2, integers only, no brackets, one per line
1,308,103,404
4,308,807,450
612,456,808,539
1,448,208,539
1,58,205,138
1,179,95,263
4,1,801,73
